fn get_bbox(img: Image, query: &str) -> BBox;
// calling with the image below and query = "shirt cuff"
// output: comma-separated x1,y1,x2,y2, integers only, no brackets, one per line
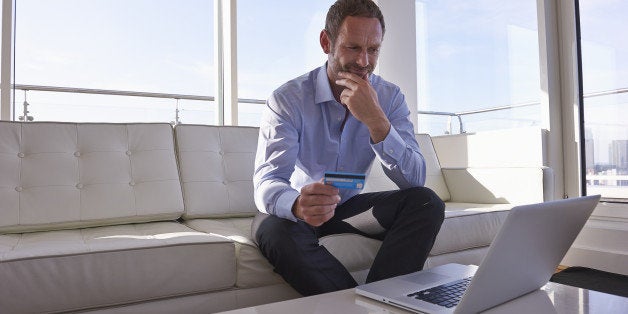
275,189,300,222
371,127,405,164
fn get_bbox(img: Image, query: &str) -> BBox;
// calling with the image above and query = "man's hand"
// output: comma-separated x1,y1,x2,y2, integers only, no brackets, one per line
335,71,390,143
292,182,341,227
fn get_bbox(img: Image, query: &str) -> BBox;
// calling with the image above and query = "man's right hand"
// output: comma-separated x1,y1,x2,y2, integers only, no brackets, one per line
292,182,341,227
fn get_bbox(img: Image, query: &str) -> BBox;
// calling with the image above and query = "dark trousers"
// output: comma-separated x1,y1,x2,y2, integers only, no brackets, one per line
251,186,445,296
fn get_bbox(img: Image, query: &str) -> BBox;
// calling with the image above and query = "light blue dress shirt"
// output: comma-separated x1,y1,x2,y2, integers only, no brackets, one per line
253,64,426,221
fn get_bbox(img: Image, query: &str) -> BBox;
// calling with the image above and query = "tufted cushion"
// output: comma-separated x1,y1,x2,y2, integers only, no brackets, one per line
0,122,183,234
175,125,259,219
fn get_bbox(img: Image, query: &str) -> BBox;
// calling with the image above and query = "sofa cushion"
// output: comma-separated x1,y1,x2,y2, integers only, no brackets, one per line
363,134,451,201
0,122,184,234
175,125,259,219
185,217,384,288
183,218,286,289
431,127,547,168
430,203,511,255
0,222,235,313
442,168,546,204
415,134,451,201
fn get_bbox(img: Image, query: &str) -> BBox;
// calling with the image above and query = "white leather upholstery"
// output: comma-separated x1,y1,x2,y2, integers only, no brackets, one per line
175,125,259,219
363,134,451,201
442,168,546,204
0,123,553,313
416,134,452,201
0,122,184,234
431,127,547,168
183,218,287,289
0,222,235,313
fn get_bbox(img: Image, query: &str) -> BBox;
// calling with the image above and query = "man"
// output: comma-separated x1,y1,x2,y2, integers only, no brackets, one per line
252,0,444,296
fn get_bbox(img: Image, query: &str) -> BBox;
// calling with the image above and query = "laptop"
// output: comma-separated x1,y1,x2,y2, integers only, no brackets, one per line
355,195,601,314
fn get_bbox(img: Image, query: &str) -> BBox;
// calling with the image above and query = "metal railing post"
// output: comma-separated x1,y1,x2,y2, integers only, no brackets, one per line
18,90,33,121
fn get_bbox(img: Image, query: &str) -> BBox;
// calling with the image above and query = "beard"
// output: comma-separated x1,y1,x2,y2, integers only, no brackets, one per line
329,52,375,80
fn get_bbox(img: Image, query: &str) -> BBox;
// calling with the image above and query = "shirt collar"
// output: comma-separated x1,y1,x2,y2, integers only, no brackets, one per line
314,63,335,105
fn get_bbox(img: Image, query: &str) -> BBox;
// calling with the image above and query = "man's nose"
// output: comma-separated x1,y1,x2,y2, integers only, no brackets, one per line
356,49,369,67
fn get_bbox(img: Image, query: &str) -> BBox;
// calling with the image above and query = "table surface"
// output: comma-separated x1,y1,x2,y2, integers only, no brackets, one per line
218,281,628,314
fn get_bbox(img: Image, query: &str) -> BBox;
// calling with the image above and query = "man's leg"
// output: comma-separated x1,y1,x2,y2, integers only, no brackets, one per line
366,187,445,282
318,187,445,283
251,212,357,296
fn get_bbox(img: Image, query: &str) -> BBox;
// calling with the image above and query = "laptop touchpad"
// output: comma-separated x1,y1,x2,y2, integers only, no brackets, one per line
401,272,450,285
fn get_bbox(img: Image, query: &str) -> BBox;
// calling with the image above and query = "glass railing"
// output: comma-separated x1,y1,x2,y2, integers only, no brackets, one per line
417,87,627,135
12,84,265,126
417,100,540,135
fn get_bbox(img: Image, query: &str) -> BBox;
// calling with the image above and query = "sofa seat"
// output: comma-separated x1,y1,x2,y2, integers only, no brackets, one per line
431,203,511,255
0,221,235,313
183,218,286,289
181,203,512,289
318,203,512,282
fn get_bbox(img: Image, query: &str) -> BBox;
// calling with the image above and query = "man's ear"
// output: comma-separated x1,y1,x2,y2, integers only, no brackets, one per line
320,29,331,54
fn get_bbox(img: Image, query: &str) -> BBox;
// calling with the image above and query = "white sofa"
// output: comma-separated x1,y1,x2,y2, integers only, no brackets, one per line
0,121,552,313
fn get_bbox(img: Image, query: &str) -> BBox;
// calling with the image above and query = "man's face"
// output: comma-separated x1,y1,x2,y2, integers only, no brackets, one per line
325,16,383,84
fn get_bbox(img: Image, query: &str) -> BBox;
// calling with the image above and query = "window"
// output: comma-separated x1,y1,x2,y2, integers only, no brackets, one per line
415,0,541,135
13,0,215,124
236,0,332,126
578,0,628,201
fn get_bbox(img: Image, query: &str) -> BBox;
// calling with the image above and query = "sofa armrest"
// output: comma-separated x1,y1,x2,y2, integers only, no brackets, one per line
442,167,553,204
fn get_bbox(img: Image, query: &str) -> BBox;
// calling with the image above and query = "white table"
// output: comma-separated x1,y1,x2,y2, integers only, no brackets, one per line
218,282,628,314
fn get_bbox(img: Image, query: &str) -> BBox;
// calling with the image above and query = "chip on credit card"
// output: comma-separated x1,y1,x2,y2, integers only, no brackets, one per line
324,172,366,189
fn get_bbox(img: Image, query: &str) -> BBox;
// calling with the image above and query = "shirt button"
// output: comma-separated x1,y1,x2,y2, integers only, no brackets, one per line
388,149,394,154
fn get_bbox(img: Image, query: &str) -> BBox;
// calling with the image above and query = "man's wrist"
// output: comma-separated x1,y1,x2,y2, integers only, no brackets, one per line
369,120,391,143
291,195,301,220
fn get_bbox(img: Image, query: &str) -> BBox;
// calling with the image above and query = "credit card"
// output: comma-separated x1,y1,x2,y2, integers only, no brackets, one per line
324,171,366,189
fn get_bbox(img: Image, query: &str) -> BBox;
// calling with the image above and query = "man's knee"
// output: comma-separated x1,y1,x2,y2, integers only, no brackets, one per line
403,186,445,224
254,212,299,246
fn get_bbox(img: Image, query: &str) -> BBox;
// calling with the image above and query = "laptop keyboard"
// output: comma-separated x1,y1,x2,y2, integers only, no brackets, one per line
406,277,472,308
